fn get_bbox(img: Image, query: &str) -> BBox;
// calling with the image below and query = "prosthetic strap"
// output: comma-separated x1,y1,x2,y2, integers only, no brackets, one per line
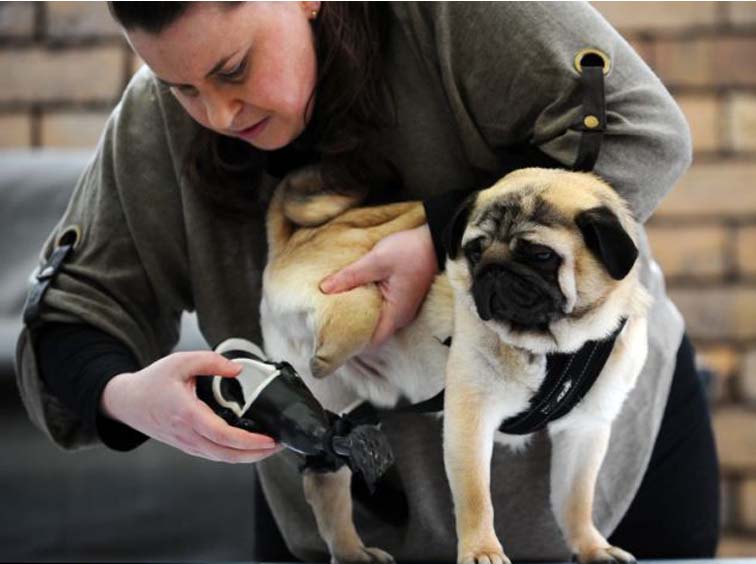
197,341,394,493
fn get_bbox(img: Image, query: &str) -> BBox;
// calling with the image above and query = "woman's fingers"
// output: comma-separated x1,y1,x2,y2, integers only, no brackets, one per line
184,430,283,464
169,351,242,380
369,302,397,350
320,251,387,294
192,399,277,450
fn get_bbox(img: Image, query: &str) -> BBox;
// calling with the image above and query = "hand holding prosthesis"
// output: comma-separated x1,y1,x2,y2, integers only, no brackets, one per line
196,339,394,491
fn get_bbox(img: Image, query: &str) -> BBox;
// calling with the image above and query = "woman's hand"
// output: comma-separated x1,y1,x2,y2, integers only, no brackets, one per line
319,224,439,349
100,351,283,463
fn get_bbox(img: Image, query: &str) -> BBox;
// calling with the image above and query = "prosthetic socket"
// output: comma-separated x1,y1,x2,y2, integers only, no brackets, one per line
196,339,394,491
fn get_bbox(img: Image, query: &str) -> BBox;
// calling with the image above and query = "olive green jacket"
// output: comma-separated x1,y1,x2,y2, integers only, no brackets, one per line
16,2,690,560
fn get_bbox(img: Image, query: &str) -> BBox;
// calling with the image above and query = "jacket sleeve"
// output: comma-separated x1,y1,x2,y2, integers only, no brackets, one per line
16,67,193,450
407,0,692,224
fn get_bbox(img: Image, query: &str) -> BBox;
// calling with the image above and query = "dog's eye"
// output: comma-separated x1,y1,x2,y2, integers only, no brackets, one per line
518,242,558,264
533,250,554,261
463,238,483,265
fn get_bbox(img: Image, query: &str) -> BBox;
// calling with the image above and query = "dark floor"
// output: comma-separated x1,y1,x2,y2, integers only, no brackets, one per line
0,378,260,562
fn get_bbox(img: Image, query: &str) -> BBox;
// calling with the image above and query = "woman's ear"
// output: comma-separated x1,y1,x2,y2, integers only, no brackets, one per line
302,1,321,19
575,206,638,280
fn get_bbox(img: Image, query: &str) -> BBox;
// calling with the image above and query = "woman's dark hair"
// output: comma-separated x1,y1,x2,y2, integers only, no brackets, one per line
108,2,396,215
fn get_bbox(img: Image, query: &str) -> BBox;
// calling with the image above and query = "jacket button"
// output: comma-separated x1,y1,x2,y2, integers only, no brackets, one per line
583,115,600,129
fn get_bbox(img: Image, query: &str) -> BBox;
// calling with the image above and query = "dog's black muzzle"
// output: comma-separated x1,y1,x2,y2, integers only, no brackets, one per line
472,261,566,329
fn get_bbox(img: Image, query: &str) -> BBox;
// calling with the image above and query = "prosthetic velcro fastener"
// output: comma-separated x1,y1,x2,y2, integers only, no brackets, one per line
196,339,394,492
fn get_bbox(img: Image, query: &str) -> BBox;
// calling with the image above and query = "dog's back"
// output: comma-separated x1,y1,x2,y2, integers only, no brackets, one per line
261,168,448,414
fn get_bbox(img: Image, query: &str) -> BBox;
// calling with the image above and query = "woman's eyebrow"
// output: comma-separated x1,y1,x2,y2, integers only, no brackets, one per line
156,48,244,88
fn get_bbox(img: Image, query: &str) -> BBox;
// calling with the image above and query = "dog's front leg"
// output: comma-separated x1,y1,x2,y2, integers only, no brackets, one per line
444,364,510,564
302,466,395,564
548,423,636,564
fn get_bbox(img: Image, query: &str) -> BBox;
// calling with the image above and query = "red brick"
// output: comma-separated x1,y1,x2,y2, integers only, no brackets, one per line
656,37,756,88
592,2,719,32
736,226,756,278
0,47,124,104
656,162,756,219
718,534,756,556
40,111,111,148
670,286,756,341
0,2,35,38
47,2,121,39
677,94,720,153
654,37,716,88
716,38,756,87
647,224,727,278
0,113,32,148
625,36,654,67
696,344,740,403
728,93,756,153
741,348,756,404
743,479,756,530
713,407,756,473
726,2,756,26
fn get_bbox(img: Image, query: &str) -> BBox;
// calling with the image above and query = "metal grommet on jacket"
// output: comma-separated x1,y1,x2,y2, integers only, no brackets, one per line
23,224,82,330
54,224,82,251
574,47,611,75
572,48,609,172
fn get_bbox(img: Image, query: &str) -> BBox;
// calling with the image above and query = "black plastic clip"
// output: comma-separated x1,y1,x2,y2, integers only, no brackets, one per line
22,227,80,329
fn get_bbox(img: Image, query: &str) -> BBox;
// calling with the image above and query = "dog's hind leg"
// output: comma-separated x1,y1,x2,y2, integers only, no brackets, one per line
310,286,383,378
303,466,395,564
548,423,636,564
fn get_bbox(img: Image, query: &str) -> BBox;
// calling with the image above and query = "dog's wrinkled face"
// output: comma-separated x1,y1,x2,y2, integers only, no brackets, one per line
445,168,639,349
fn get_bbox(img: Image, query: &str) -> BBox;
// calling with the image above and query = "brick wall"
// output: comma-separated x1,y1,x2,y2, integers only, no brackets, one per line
0,1,137,148
594,2,756,555
2,0,756,556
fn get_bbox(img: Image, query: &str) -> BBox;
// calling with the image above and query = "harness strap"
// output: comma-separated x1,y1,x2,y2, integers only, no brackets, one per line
372,318,627,436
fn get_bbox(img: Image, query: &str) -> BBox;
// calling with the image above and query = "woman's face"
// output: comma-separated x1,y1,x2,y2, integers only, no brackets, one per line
127,1,320,151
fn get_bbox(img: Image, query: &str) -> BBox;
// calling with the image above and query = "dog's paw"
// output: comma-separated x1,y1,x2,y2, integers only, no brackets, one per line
458,546,511,564
573,544,636,564
331,545,395,564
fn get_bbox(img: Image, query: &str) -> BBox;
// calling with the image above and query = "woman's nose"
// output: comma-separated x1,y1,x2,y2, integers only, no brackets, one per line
204,90,241,132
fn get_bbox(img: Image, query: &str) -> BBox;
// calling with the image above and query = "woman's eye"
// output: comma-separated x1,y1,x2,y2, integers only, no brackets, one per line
175,85,199,98
218,59,247,81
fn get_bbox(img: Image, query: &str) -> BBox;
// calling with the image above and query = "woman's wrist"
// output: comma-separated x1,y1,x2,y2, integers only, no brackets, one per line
99,371,133,422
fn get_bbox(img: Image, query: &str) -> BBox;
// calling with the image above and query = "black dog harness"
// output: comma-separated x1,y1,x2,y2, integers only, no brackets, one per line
352,47,616,435
375,318,628,435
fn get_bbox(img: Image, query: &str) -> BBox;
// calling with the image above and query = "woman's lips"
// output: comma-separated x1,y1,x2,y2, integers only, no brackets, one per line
235,117,270,141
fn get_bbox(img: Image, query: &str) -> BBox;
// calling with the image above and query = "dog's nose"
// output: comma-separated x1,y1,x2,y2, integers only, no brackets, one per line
472,262,565,327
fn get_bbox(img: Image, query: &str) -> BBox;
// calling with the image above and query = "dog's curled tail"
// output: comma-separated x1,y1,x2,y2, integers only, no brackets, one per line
266,166,366,259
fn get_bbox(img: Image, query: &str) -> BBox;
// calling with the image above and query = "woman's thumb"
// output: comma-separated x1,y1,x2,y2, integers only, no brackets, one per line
320,252,386,294
175,351,242,380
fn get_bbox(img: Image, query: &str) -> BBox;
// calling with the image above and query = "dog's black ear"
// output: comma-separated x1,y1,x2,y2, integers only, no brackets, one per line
575,206,638,280
443,194,477,260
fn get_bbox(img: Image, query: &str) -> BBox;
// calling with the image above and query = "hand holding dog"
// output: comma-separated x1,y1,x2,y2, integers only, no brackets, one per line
319,224,438,349
99,351,283,463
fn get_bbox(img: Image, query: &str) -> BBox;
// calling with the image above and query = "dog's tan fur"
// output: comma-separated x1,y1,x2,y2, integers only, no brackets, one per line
260,166,650,564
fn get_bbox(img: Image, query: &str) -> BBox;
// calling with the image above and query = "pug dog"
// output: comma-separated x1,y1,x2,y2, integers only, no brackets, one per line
442,168,651,564
259,166,650,564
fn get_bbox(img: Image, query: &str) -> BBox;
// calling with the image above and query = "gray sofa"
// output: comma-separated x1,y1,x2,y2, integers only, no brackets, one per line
0,151,290,562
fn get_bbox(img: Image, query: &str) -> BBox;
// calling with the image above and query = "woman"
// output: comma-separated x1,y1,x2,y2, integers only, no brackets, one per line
17,2,719,561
